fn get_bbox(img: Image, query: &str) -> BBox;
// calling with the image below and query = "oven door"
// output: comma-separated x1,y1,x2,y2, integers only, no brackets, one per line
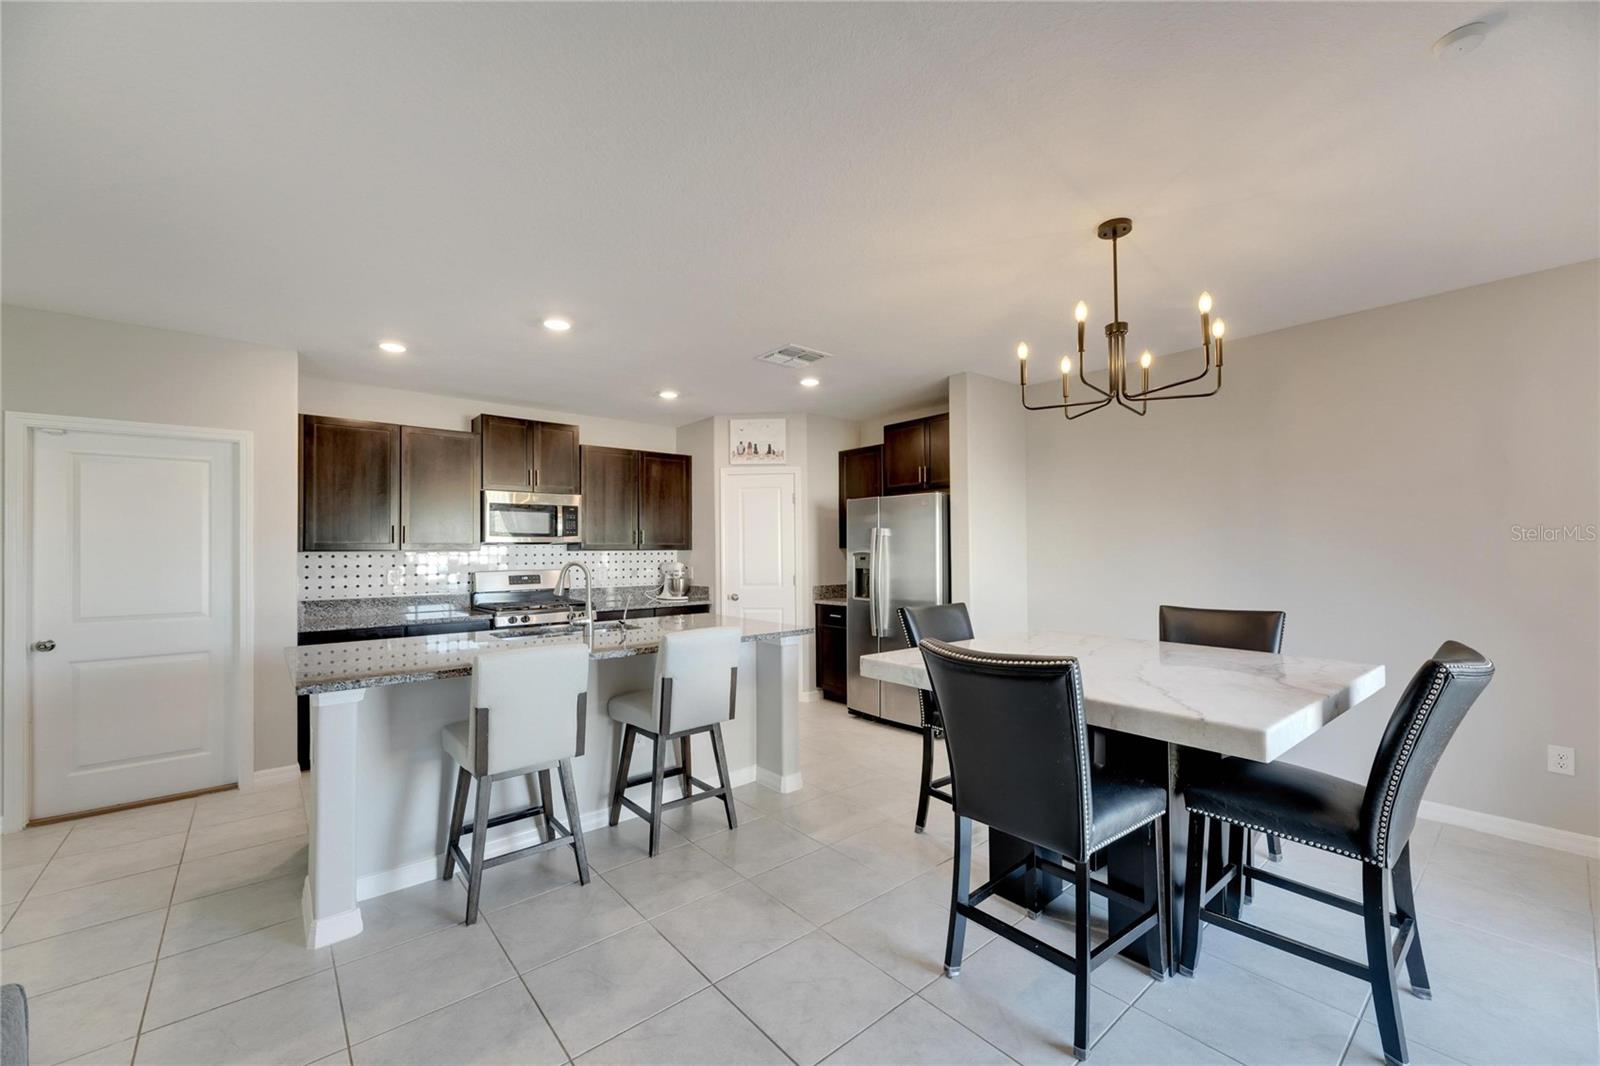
483,492,581,543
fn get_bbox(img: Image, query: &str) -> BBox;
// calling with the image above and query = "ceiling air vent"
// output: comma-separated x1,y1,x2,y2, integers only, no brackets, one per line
756,344,831,369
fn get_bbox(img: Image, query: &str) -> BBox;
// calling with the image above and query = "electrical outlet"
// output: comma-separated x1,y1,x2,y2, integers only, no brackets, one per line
1547,745,1575,776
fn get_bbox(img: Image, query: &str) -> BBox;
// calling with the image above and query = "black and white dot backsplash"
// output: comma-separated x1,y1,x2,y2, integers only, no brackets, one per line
299,547,681,601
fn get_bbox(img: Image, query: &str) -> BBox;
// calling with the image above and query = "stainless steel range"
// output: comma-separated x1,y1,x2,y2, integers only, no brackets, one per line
470,568,589,630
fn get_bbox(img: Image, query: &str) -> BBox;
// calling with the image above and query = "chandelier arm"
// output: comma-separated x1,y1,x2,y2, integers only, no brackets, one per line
1113,390,1148,416
1077,360,1111,398
1124,347,1213,400
1064,394,1114,420
1019,387,1115,412
1129,376,1223,402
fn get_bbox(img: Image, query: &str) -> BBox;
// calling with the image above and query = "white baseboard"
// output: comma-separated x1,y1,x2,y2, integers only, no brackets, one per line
756,767,803,793
1419,799,1600,860
251,764,302,790
303,877,363,947
355,763,766,901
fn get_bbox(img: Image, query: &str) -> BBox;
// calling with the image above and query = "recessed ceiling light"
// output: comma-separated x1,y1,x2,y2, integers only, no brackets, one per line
658,389,679,400
378,341,407,354
542,317,572,332
800,377,820,388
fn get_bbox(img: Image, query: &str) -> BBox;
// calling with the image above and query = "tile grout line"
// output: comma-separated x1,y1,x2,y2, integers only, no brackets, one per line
129,797,198,1063
475,884,579,1064
329,947,356,1063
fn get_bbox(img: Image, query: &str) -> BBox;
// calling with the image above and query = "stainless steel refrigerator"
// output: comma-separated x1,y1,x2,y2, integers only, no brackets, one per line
846,492,951,728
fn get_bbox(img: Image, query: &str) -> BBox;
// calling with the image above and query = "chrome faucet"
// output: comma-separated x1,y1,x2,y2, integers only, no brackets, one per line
555,561,595,630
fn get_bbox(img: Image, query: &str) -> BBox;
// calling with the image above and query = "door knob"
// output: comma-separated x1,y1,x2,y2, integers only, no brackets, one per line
728,593,740,601
33,640,55,652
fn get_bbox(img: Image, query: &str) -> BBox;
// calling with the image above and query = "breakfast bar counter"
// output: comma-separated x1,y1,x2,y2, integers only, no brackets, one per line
291,613,811,947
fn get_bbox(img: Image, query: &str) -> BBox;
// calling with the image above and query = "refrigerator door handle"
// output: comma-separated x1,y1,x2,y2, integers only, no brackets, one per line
877,527,893,637
867,526,881,637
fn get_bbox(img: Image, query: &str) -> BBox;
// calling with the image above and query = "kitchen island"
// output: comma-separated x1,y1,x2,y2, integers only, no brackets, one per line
288,612,810,947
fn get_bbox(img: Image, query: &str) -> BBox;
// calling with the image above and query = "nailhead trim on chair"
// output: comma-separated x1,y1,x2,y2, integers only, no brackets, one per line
1372,654,1493,866
1184,806,1374,863
1091,809,1165,851
899,611,938,732
920,639,1093,854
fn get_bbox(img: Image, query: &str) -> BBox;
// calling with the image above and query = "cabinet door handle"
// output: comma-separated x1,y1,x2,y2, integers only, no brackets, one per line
391,523,396,544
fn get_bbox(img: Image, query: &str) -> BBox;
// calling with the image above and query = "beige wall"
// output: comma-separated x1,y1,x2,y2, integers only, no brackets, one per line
949,373,1030,637
855,401,948,447
299,375,678,452
1023,261,1600,836
1,306,300,783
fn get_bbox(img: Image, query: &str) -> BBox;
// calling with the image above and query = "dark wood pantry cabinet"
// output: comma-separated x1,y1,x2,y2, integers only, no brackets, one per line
399,426,480,548
300,415,401,551
882,412,949,494
815,601,847,702
837,444,883,548
580,446,693,550
471,414,581,495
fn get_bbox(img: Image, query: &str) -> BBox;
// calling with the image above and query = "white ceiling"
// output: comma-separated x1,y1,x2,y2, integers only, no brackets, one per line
4,3,1596,425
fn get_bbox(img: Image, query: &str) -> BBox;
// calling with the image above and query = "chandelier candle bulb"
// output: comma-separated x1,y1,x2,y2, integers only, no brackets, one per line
1074,301,1088,355
1212,319,1226,366
1060,355,1071,411
1017,342,1029,388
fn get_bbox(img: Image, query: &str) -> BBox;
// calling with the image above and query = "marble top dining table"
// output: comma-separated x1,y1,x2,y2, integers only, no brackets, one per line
860,632,1386,761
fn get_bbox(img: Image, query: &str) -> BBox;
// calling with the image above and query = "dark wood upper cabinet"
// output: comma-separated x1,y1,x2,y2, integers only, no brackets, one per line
400,426,480,548
639,451,692,550
301,415,401,551
533,421,581,495
475,415,532,490
882,413,950,495
580,445,643,550
924,413,951,490
474,415,581,494
580,446,693,550
838,444,883,548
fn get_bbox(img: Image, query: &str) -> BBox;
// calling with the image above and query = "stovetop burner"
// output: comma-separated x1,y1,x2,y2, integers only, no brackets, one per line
470,568,586,630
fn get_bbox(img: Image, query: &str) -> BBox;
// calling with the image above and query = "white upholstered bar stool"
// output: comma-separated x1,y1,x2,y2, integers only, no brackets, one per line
606,625,741,857
442,642,591,925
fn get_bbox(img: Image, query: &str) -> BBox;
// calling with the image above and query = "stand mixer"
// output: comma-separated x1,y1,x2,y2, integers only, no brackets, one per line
656,561,690,601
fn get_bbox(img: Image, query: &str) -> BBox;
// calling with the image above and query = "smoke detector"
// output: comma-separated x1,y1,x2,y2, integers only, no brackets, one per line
756,344,831,369
1432,22,1489,62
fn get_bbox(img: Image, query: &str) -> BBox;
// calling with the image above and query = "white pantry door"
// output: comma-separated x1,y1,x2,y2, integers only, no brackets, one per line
30,427,239,818
719,470,798,629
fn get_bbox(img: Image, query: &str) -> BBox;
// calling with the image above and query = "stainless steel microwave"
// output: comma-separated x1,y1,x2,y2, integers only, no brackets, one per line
482,491,582,544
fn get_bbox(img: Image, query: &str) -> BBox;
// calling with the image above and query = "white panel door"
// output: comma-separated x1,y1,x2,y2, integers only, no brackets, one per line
719,470,797,629
30,428,238,817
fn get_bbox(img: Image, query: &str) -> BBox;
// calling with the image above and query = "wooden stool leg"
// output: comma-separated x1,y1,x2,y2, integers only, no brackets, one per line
1267,833,1284,861
464,776,492,925
915,726,935,832
1243,829,1256,904
442,766,470,881
679,735,694,798
1145,816,1171,978
944,815,971,976
1364,862,1410,1066
1224,823,1246,919
609,724,636,827
648,730,668,857
1179,813,1209,976
1072,858,1092,1060
537,768,556,840
1392,844,1430,998
710,724,737,830
558,759,590,885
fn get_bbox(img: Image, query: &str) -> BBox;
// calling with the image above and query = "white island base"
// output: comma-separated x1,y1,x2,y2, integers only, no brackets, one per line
293,618,807,949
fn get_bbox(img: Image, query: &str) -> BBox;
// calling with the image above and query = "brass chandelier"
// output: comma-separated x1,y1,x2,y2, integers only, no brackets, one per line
1017,217,1226,419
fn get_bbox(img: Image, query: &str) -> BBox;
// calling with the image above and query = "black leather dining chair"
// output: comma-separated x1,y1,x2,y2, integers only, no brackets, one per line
897,603,972,833
1160,604,1288,893
920,638,1170,1061
1178,641,1494,1066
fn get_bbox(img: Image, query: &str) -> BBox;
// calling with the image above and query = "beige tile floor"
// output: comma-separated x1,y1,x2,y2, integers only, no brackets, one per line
2,701,1597,1065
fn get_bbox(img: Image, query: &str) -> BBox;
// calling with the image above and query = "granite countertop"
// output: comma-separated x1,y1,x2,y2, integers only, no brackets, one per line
289,612,813,695
297,585,711,633
815,598,847,607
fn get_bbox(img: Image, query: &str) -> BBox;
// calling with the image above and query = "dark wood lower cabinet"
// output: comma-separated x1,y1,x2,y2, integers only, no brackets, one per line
816,602,847,702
